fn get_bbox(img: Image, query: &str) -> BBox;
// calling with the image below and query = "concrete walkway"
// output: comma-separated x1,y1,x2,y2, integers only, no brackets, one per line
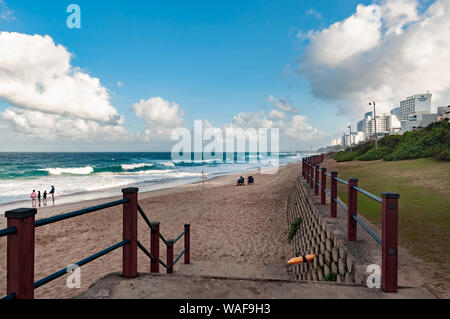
74,272,435,299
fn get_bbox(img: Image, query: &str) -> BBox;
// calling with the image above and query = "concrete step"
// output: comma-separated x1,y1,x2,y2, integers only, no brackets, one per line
74,272,435,299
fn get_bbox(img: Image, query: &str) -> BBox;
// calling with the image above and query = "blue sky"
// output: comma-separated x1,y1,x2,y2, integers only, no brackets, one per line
1,0,448,151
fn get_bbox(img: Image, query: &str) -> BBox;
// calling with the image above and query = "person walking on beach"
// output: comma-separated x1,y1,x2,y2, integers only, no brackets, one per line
30,190,37,208
50,185,55,205
43,190,48,206
37,191,41,207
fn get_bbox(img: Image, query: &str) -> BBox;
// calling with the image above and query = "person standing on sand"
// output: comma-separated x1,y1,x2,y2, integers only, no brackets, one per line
30,190,37,208
50,185,55,205
43,190,47,206
37,191,41,207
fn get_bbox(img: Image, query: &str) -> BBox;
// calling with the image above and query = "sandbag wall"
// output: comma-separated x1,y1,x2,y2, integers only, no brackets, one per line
286,176,358,283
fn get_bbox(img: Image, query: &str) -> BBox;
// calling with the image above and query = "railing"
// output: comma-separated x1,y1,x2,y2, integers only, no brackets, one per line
0,187,191,299
137,203,190,274
302,155,399,293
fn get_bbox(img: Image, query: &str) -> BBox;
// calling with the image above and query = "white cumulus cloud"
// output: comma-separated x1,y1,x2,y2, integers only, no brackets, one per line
133,97,185,136
297,0,450,116
0,32,122,123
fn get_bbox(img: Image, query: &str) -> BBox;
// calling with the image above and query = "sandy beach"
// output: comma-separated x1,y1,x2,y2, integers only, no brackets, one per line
0,163,299,299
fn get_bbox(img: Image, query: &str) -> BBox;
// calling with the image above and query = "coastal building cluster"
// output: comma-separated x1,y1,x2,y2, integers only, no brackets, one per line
331,93,450,148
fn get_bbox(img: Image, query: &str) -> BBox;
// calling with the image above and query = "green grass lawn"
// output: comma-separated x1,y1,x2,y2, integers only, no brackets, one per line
325,158,450,268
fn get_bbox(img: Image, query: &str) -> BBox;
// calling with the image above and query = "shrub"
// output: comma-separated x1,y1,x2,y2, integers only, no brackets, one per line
288,218,302,241
325,273,337,282
332,121,450,162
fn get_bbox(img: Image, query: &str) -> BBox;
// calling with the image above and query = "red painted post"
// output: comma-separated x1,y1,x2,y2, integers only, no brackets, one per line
150,221,160,273
330,171,338,218
314,165,319,195
321,168,327,205
167,239,174,274
302,159,305,178
306,161,310,183
5,208,36,299
347,178,358,242
122,187,138,278
381,192,399,293
309,164,314,188
184,224,191,264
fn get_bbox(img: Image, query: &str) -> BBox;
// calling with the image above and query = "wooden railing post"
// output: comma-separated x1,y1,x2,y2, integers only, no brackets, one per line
151,221,160,273
302,159,305,178
184,224,191,264
306,160,310,183
321,168,327,204
382,192,399,293
167,239,174,274
314,165,319,195
330,171,338,218
5,208,36,299
347,178,358,242
122,187,138,278
309,164,314,188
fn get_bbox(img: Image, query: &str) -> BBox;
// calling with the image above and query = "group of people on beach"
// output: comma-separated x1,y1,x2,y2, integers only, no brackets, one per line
237,176,255,186
30,186,55,208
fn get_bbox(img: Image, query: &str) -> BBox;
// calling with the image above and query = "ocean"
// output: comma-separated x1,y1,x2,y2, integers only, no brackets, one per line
0,152,307,213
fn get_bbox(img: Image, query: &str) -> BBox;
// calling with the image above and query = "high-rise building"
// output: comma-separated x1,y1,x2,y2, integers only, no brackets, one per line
357,119,366,133
366,114,400,137
399,93,432,121
390,107,400,118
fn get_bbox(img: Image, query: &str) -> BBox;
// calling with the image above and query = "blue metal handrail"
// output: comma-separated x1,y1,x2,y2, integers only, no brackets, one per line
334,198,348,211
34,239,128,289
352,215,382,245
137,240,156,262
137,204,169,246
1,292,16,300
353,186,382,203
174,230,186,244
159,259,170,271
173,248,187,266
35,199,129,228
0,226,17,238
334,177,348,185
323,188,331,196
324,172,331,177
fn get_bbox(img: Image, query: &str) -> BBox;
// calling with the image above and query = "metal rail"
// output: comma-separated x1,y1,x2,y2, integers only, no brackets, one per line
352,215,382,245
1,293,16,300
137,204,168,246
34,239,128,289
159,259,170,271
323,188,331,196
173,248,186,266
35,199,129,228
137,240,156,262
137,204,155,232
334,177,348,185
334,198,348,212
324,172,331,177
0,226,17,238
353,186,382,203
174,230,186,244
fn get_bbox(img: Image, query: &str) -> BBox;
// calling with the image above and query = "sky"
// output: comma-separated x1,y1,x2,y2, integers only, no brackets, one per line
0,0,449,152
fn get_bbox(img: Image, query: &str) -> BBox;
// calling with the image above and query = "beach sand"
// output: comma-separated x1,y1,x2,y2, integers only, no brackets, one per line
0,163,299,299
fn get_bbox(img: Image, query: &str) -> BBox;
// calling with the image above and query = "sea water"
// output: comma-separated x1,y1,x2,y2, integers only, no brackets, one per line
0,152,307,213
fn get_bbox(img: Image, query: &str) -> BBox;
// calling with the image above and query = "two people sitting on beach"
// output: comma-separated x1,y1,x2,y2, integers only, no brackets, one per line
236,176,255,186
30,185,55,208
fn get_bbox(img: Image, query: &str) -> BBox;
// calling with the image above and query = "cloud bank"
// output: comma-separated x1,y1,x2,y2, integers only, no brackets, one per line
298,0,450,116
0,32,129,140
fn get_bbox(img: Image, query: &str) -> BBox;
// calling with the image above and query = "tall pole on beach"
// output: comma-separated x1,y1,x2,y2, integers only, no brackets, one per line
369,101,378,150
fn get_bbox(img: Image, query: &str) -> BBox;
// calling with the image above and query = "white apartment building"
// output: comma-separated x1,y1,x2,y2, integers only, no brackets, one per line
366,114,401,137
399,93,432,121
